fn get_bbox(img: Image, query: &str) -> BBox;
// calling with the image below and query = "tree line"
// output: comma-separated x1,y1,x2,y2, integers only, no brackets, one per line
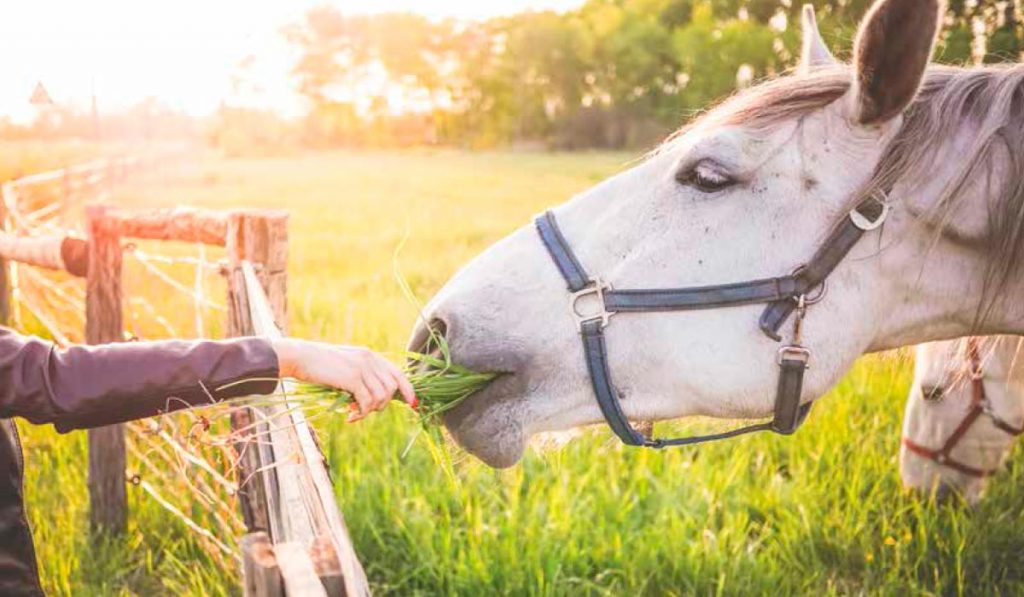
275,0,1022,150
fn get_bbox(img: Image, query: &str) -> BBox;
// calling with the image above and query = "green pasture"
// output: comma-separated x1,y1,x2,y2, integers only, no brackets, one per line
15,150,1024,595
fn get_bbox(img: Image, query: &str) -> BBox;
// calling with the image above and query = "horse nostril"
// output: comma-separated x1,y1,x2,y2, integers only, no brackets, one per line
431,318,448,342
406,316,449,355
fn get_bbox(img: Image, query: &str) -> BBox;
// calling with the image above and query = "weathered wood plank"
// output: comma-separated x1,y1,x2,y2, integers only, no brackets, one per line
7,155,138,189
226,210,368,596
241,532,284,597
226,211,289,325
0,232,87,276
310,535,345,596
275,543,328,597
8,159,102,187
229,405,274,535
241,262,318,546
226,211,290,536
241,261,370,597
113,207,229,246
85,204,127,533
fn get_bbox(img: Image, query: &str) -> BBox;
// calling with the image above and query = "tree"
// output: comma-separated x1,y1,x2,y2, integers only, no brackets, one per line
281,0,1024,149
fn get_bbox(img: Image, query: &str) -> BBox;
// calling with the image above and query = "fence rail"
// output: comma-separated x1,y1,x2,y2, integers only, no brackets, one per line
0,157,369,596
239,261,369,596
6,155,142,189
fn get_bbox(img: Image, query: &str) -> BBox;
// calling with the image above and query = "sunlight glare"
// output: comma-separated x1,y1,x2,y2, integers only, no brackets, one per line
0,0,582,121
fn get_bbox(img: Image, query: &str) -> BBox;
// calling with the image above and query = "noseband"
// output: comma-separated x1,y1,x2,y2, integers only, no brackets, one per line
535,194,890,448
901,340,1024,478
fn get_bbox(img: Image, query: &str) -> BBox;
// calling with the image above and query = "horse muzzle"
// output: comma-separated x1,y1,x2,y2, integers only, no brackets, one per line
407,306,534,468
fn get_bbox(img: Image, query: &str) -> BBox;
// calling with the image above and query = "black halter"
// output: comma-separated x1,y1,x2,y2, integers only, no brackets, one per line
534,194,890,448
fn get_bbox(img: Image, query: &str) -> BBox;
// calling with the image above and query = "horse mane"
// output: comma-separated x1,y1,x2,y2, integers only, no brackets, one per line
666,63,1024,329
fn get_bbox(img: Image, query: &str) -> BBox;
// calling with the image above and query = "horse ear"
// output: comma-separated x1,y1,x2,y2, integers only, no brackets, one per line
799,5,836,74
850,0,943,125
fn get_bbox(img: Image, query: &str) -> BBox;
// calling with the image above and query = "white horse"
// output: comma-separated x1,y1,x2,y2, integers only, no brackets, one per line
413,0,1024,468
901,337,1024,503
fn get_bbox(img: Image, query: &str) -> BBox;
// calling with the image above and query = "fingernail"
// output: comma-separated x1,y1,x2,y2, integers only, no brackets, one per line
410,396,420,410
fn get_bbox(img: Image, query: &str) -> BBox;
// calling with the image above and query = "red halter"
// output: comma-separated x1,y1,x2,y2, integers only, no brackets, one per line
902,340,1024,478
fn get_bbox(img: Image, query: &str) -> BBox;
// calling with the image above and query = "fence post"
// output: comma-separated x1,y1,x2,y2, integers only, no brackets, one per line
226,211,289,593
241,532,284,597
85,204,127,533
226,211,289,332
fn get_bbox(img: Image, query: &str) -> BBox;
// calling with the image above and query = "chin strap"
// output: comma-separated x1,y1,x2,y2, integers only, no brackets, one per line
534,203,887,447
576,296,812,448
533,193,889,448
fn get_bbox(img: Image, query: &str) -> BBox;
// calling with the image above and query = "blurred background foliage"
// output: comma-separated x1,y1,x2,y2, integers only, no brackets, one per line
274,0,1021,150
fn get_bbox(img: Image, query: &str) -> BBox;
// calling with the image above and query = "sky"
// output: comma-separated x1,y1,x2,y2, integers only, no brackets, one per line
0,0,583,123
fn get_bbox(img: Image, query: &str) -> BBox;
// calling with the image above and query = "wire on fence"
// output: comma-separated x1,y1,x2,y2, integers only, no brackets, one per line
1,155,250,569
2,156,366,595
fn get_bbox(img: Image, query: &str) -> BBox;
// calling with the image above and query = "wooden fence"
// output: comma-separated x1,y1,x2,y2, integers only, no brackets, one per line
3,155,166,231
0,161,369,595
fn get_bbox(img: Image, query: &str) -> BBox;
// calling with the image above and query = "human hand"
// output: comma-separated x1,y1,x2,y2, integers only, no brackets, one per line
272,338,416,422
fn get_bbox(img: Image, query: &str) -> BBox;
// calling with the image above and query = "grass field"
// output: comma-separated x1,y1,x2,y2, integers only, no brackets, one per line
15,149,1024,595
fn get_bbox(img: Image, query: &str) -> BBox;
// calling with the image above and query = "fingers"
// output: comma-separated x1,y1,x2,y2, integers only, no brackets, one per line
349,354,398,422
381,359,417,408
326,347,416,423
362,366,393,412
347,377,376,423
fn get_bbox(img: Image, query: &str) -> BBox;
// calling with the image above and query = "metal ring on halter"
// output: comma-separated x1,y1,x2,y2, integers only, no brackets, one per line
570,278,615,331
850,191,891,231
790,266,827,305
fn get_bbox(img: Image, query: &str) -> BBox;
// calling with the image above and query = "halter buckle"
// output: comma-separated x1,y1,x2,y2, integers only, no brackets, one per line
571,279,615,331
849,201,890,231
789,266,827,305
777,345,811,368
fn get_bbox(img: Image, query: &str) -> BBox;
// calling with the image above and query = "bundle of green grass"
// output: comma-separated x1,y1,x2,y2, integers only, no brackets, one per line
287,335,496,427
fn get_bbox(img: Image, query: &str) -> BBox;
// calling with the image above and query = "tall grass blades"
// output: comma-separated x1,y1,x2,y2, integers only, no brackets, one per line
287,334,498,427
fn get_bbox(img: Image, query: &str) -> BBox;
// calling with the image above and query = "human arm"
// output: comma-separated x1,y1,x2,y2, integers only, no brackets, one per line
0,328,413,432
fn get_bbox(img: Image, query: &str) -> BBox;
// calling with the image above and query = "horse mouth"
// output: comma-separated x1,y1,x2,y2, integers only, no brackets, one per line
439,374,527,468
407,316,528,468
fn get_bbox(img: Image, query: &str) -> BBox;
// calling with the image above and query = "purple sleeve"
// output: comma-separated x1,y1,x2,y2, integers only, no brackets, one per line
0,328,280,432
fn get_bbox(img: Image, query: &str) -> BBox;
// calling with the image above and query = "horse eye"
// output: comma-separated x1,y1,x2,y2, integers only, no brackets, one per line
677,163,735,193
921,385,945,402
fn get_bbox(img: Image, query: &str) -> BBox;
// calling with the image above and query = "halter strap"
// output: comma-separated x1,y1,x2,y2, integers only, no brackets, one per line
902,387,989,477
759,197,889,339
537,211,591,292
586,198,887,332
580,318,811,447
533,201,876,448
991,417,1024,436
